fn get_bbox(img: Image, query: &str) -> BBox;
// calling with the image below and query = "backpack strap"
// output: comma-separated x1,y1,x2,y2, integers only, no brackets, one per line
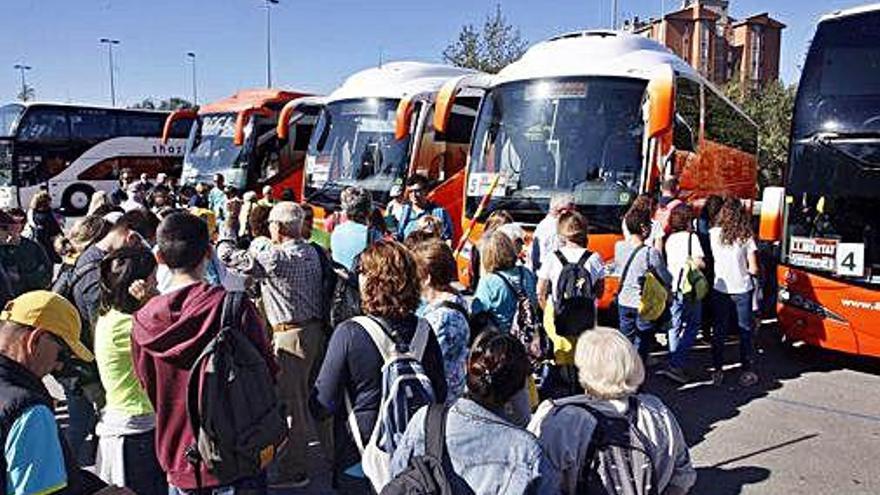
352,315,431,362
553,250,569,267
424,403,449,460
496,268,527,302
618,245,646,289
351,315,395,363
437,300,469,320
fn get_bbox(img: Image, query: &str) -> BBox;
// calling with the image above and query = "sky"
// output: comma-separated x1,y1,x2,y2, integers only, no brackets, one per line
0,0,873,107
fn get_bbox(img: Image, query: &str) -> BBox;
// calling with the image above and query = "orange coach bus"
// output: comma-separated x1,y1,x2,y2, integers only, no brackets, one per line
437,31,758,305
163,88,321,200
302,61,485,240
759,5,880,357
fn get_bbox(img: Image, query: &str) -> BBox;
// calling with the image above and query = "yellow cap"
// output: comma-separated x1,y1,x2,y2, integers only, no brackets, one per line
0,290,92,362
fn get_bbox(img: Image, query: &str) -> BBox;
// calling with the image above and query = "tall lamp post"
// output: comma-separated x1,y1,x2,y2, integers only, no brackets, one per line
264,0,279,88
99,38,121,106
13,64,32,101
187,52,198,105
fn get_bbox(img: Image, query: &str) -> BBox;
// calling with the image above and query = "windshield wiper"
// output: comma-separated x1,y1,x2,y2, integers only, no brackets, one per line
809,133,880,170
305,179,341,205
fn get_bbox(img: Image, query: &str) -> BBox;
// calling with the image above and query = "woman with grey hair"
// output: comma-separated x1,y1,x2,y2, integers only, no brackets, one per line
528,328,695,495
330,186,380,271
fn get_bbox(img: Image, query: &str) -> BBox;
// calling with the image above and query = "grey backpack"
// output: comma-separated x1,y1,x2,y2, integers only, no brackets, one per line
558,396,658,495
185,291,288,487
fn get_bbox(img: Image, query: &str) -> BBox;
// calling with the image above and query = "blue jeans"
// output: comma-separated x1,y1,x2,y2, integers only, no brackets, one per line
711,290,754,371
668,293,703,369
618,305,657,360
61,381,98,465
122,431,166,495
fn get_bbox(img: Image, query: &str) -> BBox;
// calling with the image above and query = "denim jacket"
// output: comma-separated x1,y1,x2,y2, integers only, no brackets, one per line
390,397,559,495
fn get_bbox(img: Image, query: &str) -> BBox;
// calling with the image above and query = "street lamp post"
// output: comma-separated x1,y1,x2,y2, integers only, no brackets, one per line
264,0,279,88
187,52,198,105
12,64,32,101
99,38,121,106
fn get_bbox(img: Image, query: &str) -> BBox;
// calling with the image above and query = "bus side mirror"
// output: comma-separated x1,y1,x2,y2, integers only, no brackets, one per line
395,96,415,141
759,186,785,242
162,109,198,144
645,66,674,138
234,107,272,146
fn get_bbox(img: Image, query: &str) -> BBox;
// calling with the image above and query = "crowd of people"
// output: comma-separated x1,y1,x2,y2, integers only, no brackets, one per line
0,171,765,495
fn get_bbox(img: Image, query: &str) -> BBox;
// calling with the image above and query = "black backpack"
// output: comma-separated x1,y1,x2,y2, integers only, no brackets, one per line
329,260,362,329
52,259,100,303
497,268,551,364
310,242,338,326
185,292,288,487
552,250,597,337
561,396,658,495
381,404,472,495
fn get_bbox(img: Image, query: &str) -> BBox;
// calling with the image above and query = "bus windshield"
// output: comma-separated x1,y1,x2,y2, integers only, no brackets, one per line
785,10,880,284
183,112,244,185
305,98,410,206
467,76,646,229
0,104,24,137
793,11,880,138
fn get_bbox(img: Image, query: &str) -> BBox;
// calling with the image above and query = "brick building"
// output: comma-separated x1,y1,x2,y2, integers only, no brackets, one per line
625,1,785,88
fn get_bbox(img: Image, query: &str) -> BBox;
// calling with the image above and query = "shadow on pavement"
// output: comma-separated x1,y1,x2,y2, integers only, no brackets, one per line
693,466,770,495
643,324,880,448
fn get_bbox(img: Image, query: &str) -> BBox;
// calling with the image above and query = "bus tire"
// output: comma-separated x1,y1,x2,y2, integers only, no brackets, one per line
61,184,95,216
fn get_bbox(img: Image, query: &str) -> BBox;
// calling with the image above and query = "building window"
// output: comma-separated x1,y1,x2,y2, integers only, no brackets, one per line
700,21,711,74
750,24,763,84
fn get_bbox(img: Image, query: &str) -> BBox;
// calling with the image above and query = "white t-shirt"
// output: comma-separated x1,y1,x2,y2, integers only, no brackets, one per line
531,215,561,270
537,246,605,295
709,227,757,294
665,231,705,291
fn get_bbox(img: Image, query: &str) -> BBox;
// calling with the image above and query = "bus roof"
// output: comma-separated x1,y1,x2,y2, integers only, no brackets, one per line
326,61,477,103
198,88,313,114
492,30,698,86
0,101,171,115
819,3,880,23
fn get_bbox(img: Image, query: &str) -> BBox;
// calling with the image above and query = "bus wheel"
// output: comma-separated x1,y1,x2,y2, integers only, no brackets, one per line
61,184,94,216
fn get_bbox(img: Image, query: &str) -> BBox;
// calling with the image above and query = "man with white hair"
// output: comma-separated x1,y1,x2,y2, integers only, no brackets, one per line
528,328,695,495
530,193,576,271
216,201,324,489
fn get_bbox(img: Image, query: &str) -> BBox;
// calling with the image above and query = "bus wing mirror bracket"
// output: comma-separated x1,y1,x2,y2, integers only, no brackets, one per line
162,109,198,144
234,107,272,146
645,66,675,138
759,186,785,243
395,96,415,141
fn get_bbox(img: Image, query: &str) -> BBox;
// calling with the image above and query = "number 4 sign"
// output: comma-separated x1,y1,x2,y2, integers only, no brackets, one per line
836,243,865,277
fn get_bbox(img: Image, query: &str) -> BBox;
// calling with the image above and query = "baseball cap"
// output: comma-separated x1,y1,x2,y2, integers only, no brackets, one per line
0,291,92,362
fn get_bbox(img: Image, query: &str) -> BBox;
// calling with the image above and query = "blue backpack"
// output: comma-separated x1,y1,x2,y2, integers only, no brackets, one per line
346,316,436,492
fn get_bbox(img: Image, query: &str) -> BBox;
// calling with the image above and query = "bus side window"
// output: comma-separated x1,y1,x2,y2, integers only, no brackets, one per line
170,117,195,138
118,114,163,137
704,88,758,155
70,109,115,141
673,78,701,153
18,108,70,142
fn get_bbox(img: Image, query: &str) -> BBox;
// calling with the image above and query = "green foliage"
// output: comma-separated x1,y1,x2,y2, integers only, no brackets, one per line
442,4,527,74
129,97,194,110
724,80,797,188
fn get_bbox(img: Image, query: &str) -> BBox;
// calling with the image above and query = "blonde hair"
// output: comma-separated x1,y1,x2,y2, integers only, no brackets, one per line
480,231,518,274
87,190,111,216
575,327,645,399
29,191,52,211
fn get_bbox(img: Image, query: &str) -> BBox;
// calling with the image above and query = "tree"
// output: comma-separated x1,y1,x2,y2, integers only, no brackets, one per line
129,97,194,110
725,80,797,188
17,84,35,102
443,4,527,74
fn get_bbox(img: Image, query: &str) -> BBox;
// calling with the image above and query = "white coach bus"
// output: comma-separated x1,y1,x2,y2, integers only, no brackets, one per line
0,102,193,215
